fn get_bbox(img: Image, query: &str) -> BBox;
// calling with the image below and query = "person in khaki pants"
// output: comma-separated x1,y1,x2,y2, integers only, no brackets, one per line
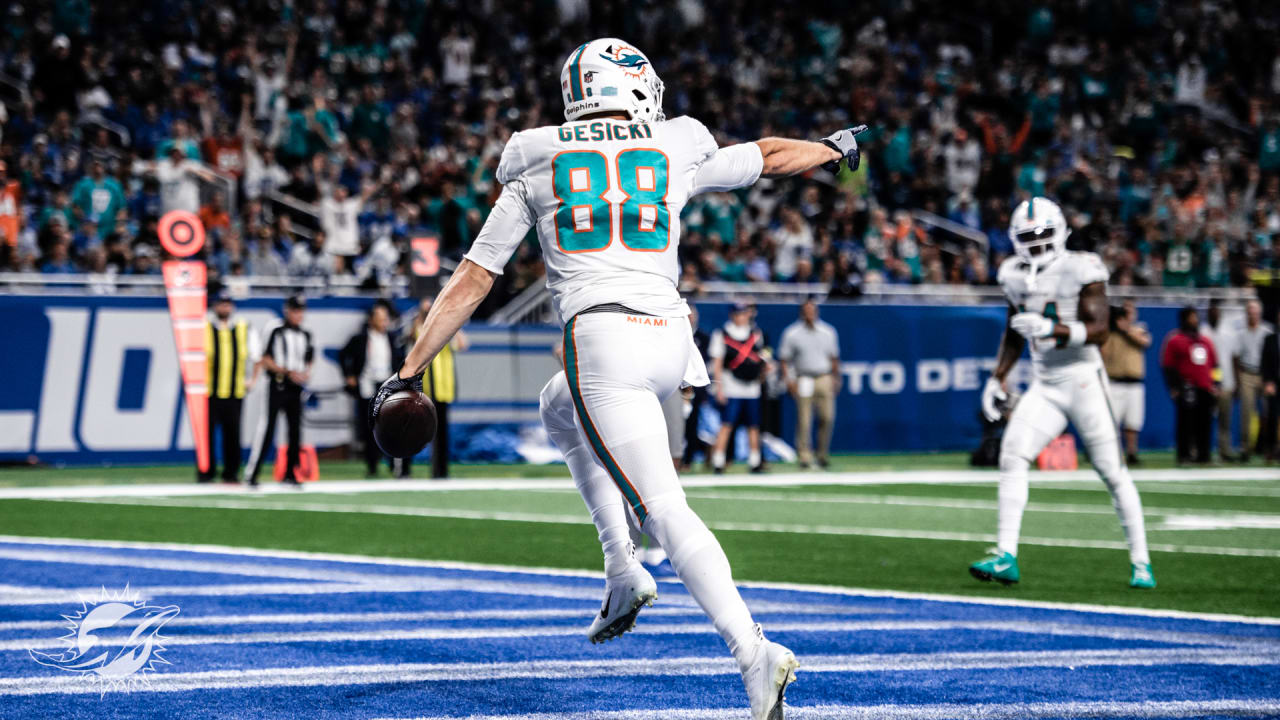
779,299,842,469
1202,299,1239,461
1237,299,1274,460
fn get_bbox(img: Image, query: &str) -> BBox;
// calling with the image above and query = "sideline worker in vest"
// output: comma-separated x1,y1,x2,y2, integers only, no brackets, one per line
411,297,469,478
200,290,260,483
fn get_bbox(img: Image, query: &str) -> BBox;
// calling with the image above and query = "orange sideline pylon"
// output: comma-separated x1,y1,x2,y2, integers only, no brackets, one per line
159,210,210,474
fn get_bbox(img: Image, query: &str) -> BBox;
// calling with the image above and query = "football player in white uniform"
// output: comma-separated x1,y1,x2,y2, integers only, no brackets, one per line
373,38,868,719
975,197,1156,590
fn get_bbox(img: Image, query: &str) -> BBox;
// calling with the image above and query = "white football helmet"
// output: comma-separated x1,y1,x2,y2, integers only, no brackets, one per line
560,39,664,123
1008,196,1069,269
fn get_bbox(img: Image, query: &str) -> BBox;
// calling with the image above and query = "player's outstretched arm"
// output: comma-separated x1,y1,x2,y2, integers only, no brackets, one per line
400,259,497,378
370,258,498,423
756,125,868,177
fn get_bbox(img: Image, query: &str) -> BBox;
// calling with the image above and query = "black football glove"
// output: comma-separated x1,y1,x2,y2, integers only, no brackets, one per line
820,124,869,173
369,370,423,428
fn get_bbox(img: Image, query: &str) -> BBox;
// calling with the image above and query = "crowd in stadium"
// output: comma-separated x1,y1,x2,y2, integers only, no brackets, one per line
1,1,1279,302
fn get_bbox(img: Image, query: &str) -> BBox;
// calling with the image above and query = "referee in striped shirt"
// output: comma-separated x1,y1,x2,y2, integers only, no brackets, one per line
244,295,314,487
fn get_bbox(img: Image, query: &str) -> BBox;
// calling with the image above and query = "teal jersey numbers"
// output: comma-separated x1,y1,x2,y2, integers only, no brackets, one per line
550,149,671,253
551,151,611,252
617,149,670,251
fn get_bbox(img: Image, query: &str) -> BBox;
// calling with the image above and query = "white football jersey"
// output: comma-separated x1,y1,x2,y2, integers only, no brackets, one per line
998,251,1110,382
464,116,763,324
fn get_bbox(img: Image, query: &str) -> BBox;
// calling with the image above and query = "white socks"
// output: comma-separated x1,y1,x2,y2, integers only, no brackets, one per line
1093,456,1151,565
996,453,1030,557
710,449,762,469
644,493,758,668
998,447,1151,565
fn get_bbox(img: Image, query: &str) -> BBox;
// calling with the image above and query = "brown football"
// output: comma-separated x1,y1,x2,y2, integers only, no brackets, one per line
373,391,437,459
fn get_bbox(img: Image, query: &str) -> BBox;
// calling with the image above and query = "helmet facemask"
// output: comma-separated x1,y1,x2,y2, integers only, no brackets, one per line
1012,225,1066,269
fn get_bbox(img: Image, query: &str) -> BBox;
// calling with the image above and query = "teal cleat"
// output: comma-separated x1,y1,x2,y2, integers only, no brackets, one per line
1130,562,1157,589
969,549,1020,585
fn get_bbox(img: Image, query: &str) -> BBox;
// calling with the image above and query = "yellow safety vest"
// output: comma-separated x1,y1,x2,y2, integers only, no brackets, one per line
425,343,456,403
206,319,250,399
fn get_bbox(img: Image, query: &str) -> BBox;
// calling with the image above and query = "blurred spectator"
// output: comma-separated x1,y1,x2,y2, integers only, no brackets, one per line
1161,306,1219,465
320,181,382,271
1,0,1280,291
0,160,19,248
248,229,288,278
1202,299,1240,461
70,159,123,242
199,193,232,236
40,236,74,273
1260,308,1279,461
140,146,215,214
1102,300,1152,466
778,299,841,470
681,305,712,469
1238,299,1274,459
289,230,335,280
709,302,768,474
340,301,407,478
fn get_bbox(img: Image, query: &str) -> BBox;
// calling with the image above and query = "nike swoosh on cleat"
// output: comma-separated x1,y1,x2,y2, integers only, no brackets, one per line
600,591,612,619
993,563,1011,572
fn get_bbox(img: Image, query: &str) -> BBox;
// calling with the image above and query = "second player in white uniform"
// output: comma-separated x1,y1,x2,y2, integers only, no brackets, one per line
975,197,1155,589
374,37,868,719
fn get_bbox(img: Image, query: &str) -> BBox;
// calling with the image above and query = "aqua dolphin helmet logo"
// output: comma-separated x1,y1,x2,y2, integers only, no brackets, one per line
29,586,179,693
599,44,648,77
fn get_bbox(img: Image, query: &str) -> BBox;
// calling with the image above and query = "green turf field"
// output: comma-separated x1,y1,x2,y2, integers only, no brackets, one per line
2,452,1277,618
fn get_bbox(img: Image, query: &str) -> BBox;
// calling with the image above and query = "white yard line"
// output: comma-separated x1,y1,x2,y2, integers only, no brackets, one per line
0,535,1276,625
1,649,1277,696
0,602,867,632
4,619,1266,653
54,495,1280,558
377,699,1280,720
2,467,1277,500
682,489,1280,517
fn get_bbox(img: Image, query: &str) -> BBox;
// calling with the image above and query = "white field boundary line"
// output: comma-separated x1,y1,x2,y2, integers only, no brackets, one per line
2,619,1268,653
2,467,1277,500
56,495,1280,559
0,547,635,607
375,699,1280,720
0,603,873,633
681,489,1280,518
0,535,1277,626
1,649,1278,696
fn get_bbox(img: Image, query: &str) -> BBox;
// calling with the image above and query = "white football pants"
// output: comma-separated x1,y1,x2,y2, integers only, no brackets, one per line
998,367,1150,564
547,311,759,667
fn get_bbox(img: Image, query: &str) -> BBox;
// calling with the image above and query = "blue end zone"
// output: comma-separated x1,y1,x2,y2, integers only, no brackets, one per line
0,538,1276,720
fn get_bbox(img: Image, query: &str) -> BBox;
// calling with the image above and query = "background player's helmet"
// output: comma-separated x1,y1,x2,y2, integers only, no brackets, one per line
560,39,664,123
1008,196,1069,269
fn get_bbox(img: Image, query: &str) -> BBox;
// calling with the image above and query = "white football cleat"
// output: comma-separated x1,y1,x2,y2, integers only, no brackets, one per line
586,562,657,644
741,625,799,720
